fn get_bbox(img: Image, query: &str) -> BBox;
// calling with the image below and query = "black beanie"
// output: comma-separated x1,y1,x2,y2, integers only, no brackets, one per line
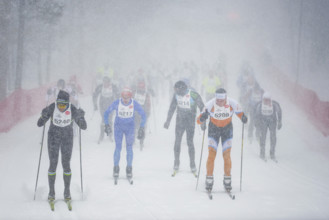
57,90,70,103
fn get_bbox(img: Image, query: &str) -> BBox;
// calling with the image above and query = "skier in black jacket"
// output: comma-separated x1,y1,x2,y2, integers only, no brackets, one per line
254,92,282,161
164,80,205,175
37,90,87,202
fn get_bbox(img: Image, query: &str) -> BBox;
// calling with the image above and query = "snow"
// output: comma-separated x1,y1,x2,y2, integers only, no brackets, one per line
1,67,329,220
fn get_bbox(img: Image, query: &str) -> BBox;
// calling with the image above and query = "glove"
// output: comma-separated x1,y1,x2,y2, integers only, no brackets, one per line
94,104,98,111
164,121,170,129
76,108,85,118
104,124,112,136
241,113,248,124
200,110,209,122
137,127,145,140
47,88,52,95
201,122,207,131
277,121,282,130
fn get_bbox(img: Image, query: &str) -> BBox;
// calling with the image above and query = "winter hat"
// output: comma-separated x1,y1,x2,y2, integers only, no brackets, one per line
174,80,187,96
57,90,70,103
263,92,271,100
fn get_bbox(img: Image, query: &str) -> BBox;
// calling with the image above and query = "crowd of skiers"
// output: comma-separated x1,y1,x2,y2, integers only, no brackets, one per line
36,60,282,203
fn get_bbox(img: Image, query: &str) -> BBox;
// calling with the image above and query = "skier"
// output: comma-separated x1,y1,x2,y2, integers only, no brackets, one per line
197,88,247,192
201,70,221,101
247,85,264,143
164,80,205,176
47,79,67,103
254,92,282,161
132,79,152,149
37,90,87,203
93,76,119,144
103,87,146,182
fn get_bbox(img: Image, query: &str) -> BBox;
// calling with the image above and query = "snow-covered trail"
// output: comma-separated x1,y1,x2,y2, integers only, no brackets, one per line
1,73,329,220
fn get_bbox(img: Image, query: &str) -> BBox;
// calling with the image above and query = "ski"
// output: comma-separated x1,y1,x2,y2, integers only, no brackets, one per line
48,199,55,211
226,190,235,200
127,177,133,185
65,198,72,211
207,189,213,200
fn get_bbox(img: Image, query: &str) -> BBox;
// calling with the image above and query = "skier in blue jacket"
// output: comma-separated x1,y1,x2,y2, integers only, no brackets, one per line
104,87,146,179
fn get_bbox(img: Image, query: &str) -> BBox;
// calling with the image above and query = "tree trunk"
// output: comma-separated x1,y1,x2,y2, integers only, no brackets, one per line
15,0,25,90
0,1,11,101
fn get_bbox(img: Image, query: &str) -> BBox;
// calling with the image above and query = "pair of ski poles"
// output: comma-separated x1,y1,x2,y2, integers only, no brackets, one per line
195,123,245,192
33,115,84,200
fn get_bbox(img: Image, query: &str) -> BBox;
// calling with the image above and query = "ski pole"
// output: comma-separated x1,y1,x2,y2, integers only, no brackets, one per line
33,122,46,200
195,126,206,190
240,123,245,192
34,99,49,200
79,128,84,199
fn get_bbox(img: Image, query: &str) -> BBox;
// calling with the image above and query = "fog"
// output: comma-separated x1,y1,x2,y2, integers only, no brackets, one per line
3,0,326,100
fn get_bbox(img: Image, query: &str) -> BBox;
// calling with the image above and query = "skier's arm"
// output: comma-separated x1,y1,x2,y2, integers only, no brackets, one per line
92,85,102,110
72,105,87,130
134,100,147,128
165,95,177,126
104,100,118,125
37,104,54,127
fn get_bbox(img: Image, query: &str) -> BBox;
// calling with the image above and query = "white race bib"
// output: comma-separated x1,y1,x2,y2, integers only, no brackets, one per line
261,103,273,116
101,85,113,98
213,104,231,120
134,92,146,105
52,102,72,127
118,99,134,118
176,90,191,109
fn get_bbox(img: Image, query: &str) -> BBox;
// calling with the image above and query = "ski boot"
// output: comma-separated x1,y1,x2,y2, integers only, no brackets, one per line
126,166,133,178
205,176,214,191
191,166,197,177
223,175,232,192
113,166,120,178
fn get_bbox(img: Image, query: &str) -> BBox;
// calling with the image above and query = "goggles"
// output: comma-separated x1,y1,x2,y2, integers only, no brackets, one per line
57,102,68,109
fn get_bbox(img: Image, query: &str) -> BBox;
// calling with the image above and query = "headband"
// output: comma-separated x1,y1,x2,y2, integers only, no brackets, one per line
215,93,226,99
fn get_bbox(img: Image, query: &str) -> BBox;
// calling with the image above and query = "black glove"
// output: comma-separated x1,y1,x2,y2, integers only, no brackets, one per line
164,121,170,129
137,127,145,140
200,110,209,122
105,124,112,136
241,113,248,124
76,108,85,118
277,121,282,130
201,122,207,131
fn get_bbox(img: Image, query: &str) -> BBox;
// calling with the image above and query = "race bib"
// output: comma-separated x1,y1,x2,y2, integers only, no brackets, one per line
118,100,134,118
134,92,146,105
261,103,273,116
176,90,191,109
52,102,72,127
102,85,113,98
213,104,231,120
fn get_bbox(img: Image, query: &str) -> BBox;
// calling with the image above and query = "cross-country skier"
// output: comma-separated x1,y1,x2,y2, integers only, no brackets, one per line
93,76,119,144
103,87,146,180
254,92,282,161
164,80,205,175
37,90,87,202
132,79,152,149
197,88,247,192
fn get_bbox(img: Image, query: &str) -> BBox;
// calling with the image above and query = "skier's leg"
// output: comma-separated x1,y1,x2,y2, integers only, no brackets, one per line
259,123,267,158
269,122,277,158
186,120,196,171
47,135,60,199
113,126,124,166
125,127,135,167
174,123,185,170
61,133,73,199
